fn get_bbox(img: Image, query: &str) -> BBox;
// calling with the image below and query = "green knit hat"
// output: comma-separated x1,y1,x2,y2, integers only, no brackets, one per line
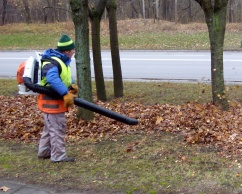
57,34,75,51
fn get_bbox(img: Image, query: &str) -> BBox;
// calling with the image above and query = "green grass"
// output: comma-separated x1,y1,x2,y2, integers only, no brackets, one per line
2,80,242,105
98,81,242,106
1,21,242,50
0,79,18,96
1,31,241,51
118,32,210,50
0,133,241,193
0,33,60,50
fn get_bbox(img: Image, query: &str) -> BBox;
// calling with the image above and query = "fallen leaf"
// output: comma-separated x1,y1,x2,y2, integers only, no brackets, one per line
0,186,10,192
155,116,163,124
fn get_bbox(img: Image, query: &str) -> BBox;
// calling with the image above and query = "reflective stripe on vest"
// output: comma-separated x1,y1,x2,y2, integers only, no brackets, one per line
38,94,68,113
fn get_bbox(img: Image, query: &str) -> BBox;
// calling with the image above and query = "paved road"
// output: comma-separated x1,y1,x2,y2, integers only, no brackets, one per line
0,180,54,194
0,180,123,194
1,50,242,83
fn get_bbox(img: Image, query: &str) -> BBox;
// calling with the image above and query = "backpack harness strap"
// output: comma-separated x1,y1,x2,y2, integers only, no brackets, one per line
41,58,62,86
41,58,62,74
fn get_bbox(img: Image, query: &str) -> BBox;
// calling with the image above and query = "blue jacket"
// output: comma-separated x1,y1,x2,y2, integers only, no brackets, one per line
41,49,74,96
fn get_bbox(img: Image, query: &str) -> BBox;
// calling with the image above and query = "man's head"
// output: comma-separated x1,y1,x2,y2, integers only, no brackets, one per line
57,34,75,58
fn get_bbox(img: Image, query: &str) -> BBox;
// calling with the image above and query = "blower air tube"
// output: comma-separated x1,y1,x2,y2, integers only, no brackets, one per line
73,98,138,125
23,77,61,98
23,77,138,125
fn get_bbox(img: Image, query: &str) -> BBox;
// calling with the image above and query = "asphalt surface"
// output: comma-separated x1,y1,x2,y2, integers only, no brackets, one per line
0,180,124,194
2,50,242,83
0,180,54,194
0,180,98,194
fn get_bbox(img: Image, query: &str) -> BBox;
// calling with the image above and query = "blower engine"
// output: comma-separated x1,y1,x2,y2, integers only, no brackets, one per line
17,52,42,95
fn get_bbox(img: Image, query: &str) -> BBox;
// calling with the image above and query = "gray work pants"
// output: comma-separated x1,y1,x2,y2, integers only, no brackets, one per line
38,113,67,162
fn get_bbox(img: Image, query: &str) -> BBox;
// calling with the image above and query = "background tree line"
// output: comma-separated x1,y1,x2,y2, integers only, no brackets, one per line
1,0,242,25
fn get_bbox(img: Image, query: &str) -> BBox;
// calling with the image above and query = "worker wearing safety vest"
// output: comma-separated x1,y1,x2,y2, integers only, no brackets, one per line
37,34,78,163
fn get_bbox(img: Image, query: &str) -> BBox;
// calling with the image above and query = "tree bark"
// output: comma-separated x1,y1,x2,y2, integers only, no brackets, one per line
22,0,32,23
175,0,178,23
70,0,94,120
195,0,229,110
129,0,139,18
1,0,7,25
106,0,124,97
89,0,107,101
155,0,159,20
161,0,168,20
142,0,145,19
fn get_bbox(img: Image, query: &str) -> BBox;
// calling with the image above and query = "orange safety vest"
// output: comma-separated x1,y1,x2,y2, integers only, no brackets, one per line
38,94,68,113
38,57,72,113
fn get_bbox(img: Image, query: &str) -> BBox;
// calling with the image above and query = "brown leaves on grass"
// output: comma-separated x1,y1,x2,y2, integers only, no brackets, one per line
1,95,242,157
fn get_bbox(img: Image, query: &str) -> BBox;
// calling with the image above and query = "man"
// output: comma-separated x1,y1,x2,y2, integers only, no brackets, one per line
37,34,78,163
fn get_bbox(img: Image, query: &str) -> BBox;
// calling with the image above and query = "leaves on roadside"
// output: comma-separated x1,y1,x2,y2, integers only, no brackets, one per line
1,95,242,157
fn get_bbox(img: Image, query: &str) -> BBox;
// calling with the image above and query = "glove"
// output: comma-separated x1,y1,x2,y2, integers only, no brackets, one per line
63,92,74,108
70,84,78,96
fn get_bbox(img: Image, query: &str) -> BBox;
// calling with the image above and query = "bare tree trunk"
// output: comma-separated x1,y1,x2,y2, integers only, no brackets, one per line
129,0,139,18
44,0,50,23
53,0,57,22
142,0,145,18
89,0,107,101
106,0,123,98
65,0,71,21
175,0,178,23
1,0,8,25
188,0,192,21
70,0,94,120
22,0,32,23
155,0,159,20
195,0,229,110
161,0,168,20
239,0,242,22
228,0,234,23
56,0,60,22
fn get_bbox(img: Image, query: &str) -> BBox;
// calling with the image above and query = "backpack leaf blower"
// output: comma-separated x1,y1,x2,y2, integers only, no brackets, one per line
17,52,138,125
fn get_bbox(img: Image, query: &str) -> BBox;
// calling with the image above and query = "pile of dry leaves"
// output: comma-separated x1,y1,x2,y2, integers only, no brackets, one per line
1,95,242,157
